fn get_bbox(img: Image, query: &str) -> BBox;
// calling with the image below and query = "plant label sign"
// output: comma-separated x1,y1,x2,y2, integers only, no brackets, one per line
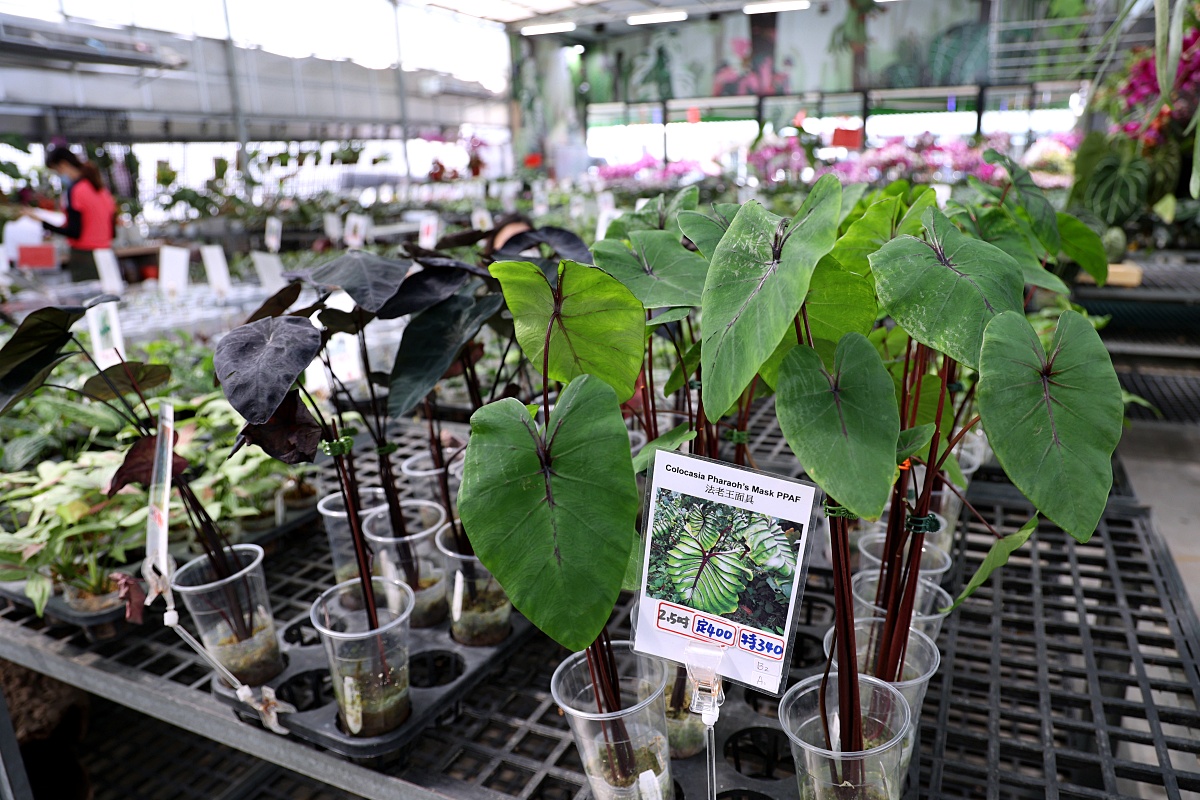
264,216,283,253
633,450,818,695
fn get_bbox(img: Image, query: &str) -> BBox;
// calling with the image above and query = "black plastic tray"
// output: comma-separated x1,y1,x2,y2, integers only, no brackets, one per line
0,580,129,641
212,611,535,760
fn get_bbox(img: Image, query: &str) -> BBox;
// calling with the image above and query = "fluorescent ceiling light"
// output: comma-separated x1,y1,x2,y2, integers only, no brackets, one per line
570,44,585,54
520,21,576,35
744,0,810,12
627,10,688,25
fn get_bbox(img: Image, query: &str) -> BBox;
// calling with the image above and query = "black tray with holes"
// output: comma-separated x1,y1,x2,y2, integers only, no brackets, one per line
212,612,534,760
0,580,132,642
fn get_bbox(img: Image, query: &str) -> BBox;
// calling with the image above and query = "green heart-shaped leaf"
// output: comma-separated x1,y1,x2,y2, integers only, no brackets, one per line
459,375,638,651
701,176,842,421
1056,212,1108,286
592,230,708,308
870,207,1024,369
679,210,730,261
490,260,645,402
776,333,899,519
984,149,1060,253
945,516,1037,612
831,195,900,278
978,310,1123,541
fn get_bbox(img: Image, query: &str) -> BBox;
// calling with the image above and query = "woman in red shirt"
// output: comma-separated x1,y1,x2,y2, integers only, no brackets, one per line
25,148,117,282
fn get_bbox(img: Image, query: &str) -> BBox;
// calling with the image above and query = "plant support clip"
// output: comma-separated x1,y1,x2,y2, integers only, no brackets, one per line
683,642,725,725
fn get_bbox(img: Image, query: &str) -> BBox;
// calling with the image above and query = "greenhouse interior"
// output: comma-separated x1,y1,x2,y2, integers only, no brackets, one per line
0,0,1198,799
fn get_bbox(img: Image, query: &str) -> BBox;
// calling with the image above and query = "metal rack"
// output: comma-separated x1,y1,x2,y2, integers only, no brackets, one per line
2,451,1198,799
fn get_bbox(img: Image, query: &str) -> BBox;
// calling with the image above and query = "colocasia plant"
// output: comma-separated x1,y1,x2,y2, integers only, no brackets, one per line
213,250,498,626
0,297,254,632
461,156,1124,796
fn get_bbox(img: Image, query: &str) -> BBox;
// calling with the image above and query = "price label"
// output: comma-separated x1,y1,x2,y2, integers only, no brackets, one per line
631,450,819,695
200,244,232,301
265,216,283,253
93,248,124,295
418,214,440,249
157,245,190,300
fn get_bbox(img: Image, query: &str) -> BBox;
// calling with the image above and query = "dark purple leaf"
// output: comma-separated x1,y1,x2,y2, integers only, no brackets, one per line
82,362,171,401
108,434,189,497
388,294,504,416
0,353,73,415
0,305,87,389
376,267,470,319
311,251,412,313
404,245,490,277
236,390,321,464
497,226,592,265
244,283,302,324
435,228,490,249
318,307,375,335
215,316,322,424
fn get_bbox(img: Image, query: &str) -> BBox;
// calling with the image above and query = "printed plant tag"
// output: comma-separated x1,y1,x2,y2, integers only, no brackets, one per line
93,248,124,295
157,245,190,300
632,450,818,694
251,252,286,294
344,213,370,249
265,216,283,253
471,207,494,231
85,302,125,370
200,245,232,300
418,214,440,249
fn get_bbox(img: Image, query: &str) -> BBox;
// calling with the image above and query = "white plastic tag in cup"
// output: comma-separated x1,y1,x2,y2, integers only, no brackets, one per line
323,212,343,242
251,251,286,293
471,207,493,231
200,245,232,300
264,216,283,253
93,248,124,294
85,302,124,369
418,214,439,249
158,245,190,299
344,213,370,249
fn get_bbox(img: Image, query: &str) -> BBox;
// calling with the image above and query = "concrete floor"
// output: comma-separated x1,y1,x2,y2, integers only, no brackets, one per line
1117,420,1200,613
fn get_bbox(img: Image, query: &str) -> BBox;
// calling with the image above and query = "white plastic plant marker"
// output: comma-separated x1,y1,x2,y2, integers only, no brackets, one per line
140,402,295,734
93,248,124,295
631,450,817,695
471,207,494,231
158,245,190,300
250,251,287,294
323,213,343,244
595,208,620,241
264,216,283,253
569,195,585,220
85,302,124,369
418,214,439,249
532,182,549,217
598,191,616,215
199,245,233,301
344,213,370,249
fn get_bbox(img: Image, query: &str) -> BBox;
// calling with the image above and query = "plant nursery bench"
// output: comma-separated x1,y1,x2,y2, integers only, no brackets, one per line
0,461,1197,800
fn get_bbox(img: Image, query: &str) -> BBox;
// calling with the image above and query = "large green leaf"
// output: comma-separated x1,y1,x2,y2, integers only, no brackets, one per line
606,187,699,239
591,230,708,308
458,375,638,651
984,150,1060,253
665,506,752,614
1057,212,1108,286
945,516,1037,612
758,256,876,391
839,183,869,225
82,362,171,401
632,422,697,474
489,260,645,402
870,208,1024,369
663,339,702,397
971,209,1068,294
896,189,938,237
896,424,935,464
830,195,900,277
701,176,842,421
311,251,411,313
678,210,729,262
977,311,1123,541
741,517,796,579
776,333,900,519
387,293,504,416
805,256,877,342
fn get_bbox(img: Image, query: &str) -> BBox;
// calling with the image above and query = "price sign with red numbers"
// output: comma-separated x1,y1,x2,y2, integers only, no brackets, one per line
632,451,819,695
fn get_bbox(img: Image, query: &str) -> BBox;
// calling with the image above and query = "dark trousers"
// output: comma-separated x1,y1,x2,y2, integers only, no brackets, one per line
66,248,99,282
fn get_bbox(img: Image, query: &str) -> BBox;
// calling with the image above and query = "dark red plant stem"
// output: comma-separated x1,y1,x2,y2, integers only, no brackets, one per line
329,419,381,634
949,382,978,438
936,415,982,473
645,322,660,441
800,304,814,348
829,514,863,756
487,330,519,404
